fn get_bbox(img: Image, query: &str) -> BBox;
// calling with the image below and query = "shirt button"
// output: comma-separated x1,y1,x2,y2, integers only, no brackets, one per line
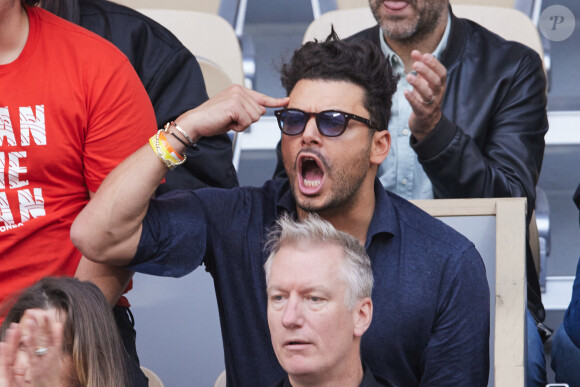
402,178,408,186
402,128,410,136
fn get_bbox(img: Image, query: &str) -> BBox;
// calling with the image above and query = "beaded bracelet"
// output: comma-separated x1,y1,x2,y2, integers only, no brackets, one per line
149,130,186,170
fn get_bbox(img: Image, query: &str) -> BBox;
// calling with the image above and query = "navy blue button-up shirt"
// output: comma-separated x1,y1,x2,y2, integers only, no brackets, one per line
131,179,489,386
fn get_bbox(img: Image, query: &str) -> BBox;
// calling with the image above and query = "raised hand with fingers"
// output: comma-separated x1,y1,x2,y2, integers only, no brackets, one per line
0,323,21,386
20,309,66,387
404,50,447,141
174,85,289,142
0,309,67,387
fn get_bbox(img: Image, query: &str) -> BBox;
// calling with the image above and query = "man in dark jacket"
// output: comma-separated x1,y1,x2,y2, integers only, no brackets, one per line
354,1,549,386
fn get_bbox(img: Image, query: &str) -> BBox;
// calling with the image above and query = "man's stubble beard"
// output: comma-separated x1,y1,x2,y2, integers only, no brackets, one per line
289,148,371,217
370,0,446,46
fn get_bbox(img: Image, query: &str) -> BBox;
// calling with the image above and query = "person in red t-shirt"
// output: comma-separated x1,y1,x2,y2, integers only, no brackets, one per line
0,0,155,385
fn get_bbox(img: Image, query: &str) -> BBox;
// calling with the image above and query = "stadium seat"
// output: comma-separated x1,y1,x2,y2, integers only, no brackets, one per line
214,370,226,387
136,9,244,88
412,197,527,386
141,366,164,387
112,0,255,88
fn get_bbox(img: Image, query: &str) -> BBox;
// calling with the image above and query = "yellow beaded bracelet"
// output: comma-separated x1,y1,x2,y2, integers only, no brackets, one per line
149,130,186,170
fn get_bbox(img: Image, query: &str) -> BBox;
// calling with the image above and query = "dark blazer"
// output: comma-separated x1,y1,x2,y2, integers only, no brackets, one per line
349,9,548,220
79,0,239,192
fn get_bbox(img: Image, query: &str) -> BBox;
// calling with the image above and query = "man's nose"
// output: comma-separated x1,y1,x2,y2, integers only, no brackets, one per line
281,296,304,328
301,115,322,147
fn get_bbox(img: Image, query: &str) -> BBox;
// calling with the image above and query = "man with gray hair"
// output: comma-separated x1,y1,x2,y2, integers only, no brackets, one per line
264,214,393,387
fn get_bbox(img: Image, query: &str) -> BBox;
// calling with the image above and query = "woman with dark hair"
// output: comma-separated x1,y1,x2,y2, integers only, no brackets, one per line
0,278,128,386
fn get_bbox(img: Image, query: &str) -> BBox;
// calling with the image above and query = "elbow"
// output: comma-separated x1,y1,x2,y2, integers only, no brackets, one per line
70,217,109,264
71,214,139,266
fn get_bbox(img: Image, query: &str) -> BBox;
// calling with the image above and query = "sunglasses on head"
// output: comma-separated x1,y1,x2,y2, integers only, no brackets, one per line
274,108,376,137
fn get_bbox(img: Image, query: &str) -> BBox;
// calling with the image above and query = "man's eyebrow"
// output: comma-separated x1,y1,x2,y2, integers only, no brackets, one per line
266,284,333,294
266,284,286,293
301,285,333,294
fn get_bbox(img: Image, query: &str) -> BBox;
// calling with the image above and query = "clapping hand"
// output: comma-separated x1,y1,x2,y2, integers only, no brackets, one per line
404,50,447,141
0,309,66,387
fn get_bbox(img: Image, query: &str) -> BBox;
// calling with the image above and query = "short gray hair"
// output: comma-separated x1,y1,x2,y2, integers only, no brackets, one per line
264,213,373,310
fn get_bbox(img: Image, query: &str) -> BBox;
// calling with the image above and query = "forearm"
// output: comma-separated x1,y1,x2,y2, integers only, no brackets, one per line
74,257,133,306
415,114,544,218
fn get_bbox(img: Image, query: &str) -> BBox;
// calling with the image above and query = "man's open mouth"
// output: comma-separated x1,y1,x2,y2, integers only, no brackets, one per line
297,154,325,194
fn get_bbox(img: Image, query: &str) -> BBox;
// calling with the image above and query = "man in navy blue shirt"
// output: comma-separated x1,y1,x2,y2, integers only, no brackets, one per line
72,34,490,386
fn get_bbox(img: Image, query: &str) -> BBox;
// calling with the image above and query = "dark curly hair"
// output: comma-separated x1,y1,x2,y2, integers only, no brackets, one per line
280,29,397,132
22,0,41,6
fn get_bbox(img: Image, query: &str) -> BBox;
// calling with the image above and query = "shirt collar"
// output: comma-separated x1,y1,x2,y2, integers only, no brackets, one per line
379,13,452,74
279,363,392,387
361,362,395,387
275,179,297,218
366,179,397,247
274,178,396,247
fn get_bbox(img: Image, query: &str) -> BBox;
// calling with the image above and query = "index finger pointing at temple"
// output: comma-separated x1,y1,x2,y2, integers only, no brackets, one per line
247,89,289,108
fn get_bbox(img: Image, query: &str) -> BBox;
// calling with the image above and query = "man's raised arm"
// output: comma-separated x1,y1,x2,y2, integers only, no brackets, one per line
70,86,288,265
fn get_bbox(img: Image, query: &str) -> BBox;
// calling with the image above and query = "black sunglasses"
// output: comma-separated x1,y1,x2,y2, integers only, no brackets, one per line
274,109,376,137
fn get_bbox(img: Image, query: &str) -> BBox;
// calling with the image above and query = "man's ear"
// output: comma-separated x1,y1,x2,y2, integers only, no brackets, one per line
370,130,390,166
353,298,373,337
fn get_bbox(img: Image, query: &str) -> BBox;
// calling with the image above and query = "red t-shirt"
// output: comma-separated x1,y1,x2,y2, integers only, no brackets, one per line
0,7,156,306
